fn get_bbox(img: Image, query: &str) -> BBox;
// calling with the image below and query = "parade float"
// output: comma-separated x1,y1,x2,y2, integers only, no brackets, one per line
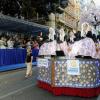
37,24,100,97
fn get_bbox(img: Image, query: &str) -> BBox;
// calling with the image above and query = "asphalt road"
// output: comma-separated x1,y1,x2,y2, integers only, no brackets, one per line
0,67,98,100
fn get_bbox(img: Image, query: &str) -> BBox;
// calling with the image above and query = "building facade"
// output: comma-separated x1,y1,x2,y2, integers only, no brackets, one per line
57,0,80,31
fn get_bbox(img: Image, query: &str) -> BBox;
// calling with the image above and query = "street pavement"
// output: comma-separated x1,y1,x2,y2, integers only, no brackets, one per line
0,67,98,100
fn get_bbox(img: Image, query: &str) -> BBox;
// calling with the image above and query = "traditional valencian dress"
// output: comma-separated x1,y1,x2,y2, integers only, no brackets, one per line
39,40,56,55
69,37,97,58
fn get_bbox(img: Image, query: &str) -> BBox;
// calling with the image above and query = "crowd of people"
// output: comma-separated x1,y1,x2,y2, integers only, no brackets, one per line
0,32,44,77
0,32,41,49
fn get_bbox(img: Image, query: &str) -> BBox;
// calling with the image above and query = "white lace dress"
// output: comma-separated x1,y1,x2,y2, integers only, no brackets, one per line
69,38,97,58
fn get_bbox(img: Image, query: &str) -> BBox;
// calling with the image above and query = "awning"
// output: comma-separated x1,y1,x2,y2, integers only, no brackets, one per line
0,14,49,34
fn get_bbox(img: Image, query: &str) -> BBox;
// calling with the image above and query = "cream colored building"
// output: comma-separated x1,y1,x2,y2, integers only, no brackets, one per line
57,0,80,31
46,0,80,31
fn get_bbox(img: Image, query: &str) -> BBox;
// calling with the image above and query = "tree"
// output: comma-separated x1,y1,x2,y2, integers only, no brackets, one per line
0,0,69,20
30,0,69,20
0,0,22,18
21,0,37,19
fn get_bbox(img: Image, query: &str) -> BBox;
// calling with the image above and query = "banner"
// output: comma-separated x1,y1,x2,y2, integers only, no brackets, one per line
67,60,80,75
37,58,49,68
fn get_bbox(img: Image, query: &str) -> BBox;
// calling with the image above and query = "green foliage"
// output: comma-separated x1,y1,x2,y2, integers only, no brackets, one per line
22,0,37,19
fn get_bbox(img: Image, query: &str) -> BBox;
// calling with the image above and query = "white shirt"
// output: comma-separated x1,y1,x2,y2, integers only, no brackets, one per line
7,40,14,48
0,40,6,49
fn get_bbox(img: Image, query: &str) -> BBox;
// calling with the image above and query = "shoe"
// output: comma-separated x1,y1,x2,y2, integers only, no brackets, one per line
29,73,32,77
25,75,28,78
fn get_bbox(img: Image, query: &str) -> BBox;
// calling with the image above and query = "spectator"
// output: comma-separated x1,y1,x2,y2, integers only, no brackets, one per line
7,37,14,48
26,39,32,49
13,38,20,48
21,40,27,48
0,37,6,49
32,40,39,49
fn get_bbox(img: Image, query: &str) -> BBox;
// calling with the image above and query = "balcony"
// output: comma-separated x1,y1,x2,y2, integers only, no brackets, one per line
65,7,77,18
58,18,77,29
